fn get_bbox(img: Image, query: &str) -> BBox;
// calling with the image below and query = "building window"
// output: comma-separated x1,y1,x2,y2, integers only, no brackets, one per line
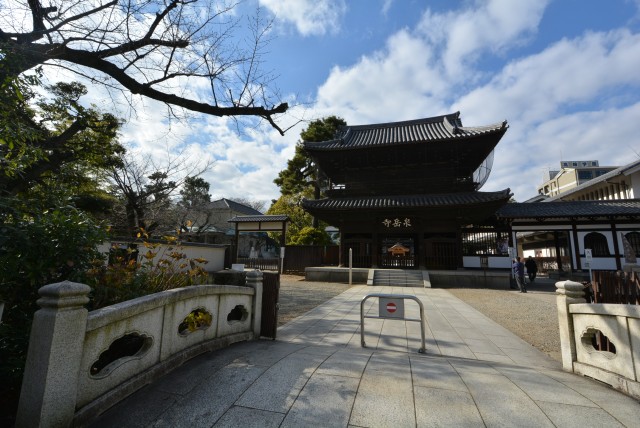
625,232,640,257
584,232,610,256
577,170,593,180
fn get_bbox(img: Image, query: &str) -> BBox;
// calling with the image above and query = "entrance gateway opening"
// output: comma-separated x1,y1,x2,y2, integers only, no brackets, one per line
381,235,414,268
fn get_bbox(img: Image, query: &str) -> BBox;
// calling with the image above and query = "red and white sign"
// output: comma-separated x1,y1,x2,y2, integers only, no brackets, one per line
379,297,404,319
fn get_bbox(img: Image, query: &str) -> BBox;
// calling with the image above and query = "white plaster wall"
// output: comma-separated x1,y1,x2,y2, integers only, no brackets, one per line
97,241,226,272
462,256,480,268
580,257,618,270
462,256,512,269
628,170,640,198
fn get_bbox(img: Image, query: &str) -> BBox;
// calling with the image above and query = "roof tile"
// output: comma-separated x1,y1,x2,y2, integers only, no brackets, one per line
497,200,640,218
302,190,512,210
304,113,508,151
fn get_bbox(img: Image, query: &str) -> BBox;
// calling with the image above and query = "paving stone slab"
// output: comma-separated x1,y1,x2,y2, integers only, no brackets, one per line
409,355,469,393
536,401,625,428
235,352,327,413
90,385,178,428
213,405,284,428
414,386,485,427
349,353,415,427
281,373,359,428
316,349,372,378
459,371,555,427
151,363,267,428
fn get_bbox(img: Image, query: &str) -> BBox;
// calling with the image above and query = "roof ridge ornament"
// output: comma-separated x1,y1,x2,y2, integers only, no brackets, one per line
443,116,460,135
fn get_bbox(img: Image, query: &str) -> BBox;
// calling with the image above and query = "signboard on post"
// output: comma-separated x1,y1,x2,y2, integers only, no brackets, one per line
584,249,592,268
379,297,404,319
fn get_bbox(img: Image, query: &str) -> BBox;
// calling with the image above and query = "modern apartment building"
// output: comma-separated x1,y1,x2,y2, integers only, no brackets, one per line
537,160,617,197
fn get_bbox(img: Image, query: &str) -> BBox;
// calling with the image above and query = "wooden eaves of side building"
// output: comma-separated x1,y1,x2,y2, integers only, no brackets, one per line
496,200,640,273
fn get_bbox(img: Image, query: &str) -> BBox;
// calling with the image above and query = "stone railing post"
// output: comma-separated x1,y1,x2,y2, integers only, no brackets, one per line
245,270,263,337
16,281,91,428
556,280,586,372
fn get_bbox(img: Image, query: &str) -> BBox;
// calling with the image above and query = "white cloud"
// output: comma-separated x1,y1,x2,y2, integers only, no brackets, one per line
455,29,640,127
452,28,640,200
24,0,640,207
486,102,640,200
314,0,552,125
308,1,640,203
381,0,394,16
259,0,346,36
417,0,550,79
315,30,448,124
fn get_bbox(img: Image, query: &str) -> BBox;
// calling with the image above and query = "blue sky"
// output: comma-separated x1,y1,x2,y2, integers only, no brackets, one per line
107,1,640,204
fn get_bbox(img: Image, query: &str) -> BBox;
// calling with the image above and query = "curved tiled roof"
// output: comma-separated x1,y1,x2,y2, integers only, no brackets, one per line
210,198,263,215
303,112,508,151
228,215,289,223
302,189,512,210
496,200,640,219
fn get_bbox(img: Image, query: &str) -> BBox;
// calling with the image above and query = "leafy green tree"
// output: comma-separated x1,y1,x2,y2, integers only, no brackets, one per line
267,192,311,243
180,177,212,210
176,176,213,235
0,76,124,212
289,226,333,246
0,197,106,425
274,116,346,197
273,116,346,232
267,190,331,245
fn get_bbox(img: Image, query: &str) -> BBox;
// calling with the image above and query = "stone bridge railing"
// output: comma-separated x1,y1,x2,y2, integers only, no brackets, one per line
16,271,263,427
556,280,640,400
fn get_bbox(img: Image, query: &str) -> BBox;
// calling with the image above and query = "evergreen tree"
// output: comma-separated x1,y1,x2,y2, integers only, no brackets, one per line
273,116,346,233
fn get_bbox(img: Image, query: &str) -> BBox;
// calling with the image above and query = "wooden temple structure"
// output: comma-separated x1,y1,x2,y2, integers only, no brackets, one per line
301,112,512,270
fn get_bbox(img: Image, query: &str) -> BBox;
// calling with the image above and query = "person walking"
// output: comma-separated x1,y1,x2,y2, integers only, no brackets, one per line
525,256,538,283
512,256,527,293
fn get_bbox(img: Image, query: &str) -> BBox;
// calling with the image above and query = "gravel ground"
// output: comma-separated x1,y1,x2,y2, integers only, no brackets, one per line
277,274,561,361
278,275,356,326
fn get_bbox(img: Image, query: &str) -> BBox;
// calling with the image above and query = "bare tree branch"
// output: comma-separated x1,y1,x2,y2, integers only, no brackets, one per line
1,1,288,134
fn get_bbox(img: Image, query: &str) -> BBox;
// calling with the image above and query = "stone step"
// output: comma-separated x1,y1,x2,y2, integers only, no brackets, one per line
371,270,425,287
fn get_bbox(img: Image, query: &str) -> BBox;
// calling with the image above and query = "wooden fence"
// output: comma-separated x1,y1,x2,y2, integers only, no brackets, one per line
592,270,640,305
238,257,279,271
584,270,640,353
381,255,415,268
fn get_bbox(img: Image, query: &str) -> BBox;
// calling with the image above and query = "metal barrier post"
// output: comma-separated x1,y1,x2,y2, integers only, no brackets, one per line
360,293,426,353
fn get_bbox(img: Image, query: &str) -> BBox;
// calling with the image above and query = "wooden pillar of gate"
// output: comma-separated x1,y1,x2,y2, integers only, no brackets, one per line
612,222,622,271
233,225,239,264
554,231,564,272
